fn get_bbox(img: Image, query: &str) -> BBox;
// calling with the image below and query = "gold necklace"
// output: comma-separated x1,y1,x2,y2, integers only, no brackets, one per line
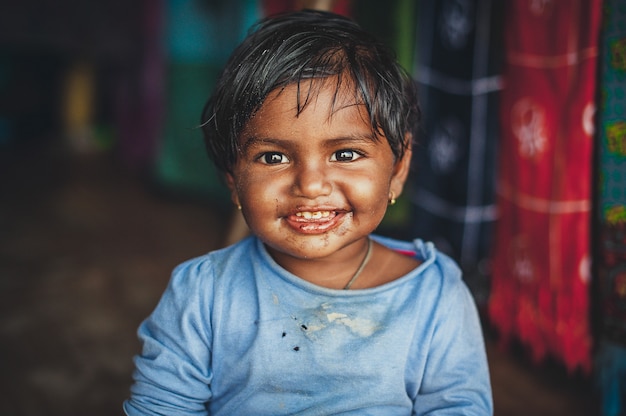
343,238,373,290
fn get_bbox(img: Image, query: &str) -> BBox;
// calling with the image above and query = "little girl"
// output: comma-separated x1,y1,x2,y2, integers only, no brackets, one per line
124,9,492,415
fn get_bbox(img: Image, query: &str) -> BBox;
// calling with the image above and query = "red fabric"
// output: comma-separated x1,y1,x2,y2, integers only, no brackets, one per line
488,0,602,373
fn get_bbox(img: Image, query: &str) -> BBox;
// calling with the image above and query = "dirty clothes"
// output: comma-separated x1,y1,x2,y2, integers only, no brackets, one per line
124,235,492,415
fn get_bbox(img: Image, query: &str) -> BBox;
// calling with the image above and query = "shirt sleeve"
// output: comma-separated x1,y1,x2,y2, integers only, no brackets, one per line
412,256,494,416
124,257,214,416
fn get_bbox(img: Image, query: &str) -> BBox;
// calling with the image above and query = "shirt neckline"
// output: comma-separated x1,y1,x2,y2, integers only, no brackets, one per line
253,235,436,297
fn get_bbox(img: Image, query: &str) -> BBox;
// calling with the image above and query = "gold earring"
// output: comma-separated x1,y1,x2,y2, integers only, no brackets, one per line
236,204,242,210
389,192,396,206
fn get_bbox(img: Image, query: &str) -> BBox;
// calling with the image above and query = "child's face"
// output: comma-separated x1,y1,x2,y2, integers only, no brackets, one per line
226,79,411,264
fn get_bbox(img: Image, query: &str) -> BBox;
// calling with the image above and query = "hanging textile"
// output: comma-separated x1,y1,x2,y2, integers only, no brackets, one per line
594,1,626,414
116,0,165,167
408,0,503,307
153,0,260,206
488,0,602,373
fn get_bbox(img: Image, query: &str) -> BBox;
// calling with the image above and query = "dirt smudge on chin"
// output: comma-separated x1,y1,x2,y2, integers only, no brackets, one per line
333,212,352,237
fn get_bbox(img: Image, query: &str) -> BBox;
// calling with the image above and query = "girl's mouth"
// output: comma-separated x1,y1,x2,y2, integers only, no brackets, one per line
285,210,344,233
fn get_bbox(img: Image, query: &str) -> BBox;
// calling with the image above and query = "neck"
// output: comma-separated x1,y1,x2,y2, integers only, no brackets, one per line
264,238,373,289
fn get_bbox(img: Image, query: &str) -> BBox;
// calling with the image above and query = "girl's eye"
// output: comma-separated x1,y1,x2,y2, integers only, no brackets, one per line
259,152,289,165
330,149,362,162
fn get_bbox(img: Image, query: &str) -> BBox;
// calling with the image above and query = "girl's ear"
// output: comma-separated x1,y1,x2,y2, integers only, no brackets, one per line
389,134,413,199
225,173,241,208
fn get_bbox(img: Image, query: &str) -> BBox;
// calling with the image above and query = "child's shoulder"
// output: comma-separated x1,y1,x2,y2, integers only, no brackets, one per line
372,234,458,267
371,234,463,285
178,235,257,266
168,236,259,288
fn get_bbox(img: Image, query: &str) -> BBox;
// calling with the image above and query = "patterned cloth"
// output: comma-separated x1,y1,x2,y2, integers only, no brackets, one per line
596,0,626,354
408,0,503,307
594,1,626,414
488,0,602,373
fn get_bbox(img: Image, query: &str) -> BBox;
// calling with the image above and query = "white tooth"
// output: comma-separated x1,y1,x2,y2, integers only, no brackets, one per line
296,211,332,219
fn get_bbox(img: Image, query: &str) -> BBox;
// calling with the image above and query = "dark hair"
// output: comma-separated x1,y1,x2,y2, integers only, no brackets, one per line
201,9,419,174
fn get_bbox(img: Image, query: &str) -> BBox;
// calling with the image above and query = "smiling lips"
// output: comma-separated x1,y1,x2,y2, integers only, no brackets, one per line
285,210,344,233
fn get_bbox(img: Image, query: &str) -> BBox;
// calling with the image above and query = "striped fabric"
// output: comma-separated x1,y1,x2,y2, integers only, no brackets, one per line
488,0,602,373
408,0,503,307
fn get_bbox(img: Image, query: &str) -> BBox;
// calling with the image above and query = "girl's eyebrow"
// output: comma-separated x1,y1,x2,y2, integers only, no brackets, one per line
324,134,379,146
241,133,378,153
240,136,287,154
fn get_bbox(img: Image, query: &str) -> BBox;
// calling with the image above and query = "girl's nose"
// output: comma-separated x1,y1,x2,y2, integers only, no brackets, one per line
293,161,332,199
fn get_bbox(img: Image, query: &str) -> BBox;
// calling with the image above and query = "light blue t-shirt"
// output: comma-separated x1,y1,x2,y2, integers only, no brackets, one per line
124,235,493,415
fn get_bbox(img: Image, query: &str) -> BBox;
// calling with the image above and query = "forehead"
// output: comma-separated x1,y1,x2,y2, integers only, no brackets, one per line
241,77,374,137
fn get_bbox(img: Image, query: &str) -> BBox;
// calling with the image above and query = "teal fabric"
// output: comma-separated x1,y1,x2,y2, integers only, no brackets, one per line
154,0,260,205
595,1,626,415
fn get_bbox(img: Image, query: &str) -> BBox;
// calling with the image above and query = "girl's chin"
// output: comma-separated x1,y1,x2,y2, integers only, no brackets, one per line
262,232,370,263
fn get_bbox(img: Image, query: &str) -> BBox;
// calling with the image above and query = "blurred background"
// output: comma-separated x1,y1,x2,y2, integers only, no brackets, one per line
0,0,624,415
